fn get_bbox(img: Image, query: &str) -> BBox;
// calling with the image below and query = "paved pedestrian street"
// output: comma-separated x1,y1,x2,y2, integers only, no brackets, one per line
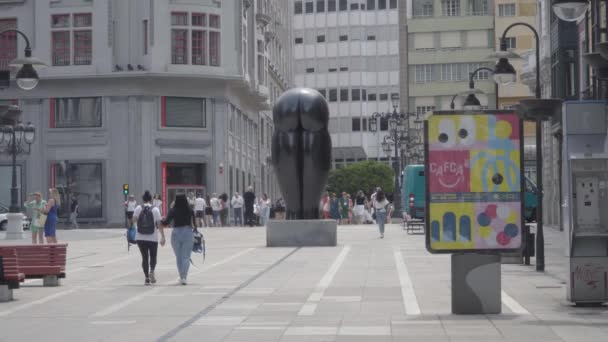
0,224,606,342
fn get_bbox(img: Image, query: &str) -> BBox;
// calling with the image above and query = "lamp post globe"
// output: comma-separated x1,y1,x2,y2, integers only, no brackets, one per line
493,58,517,85
552,0,588,22
15,63,40,90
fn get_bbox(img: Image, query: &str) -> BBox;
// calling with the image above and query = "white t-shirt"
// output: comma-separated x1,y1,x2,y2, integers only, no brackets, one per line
373,198,389,210
210,197,221,211
194,197,206,211
260,198,270,210
133,204,162,242
231,196,244,208
125,200,137,212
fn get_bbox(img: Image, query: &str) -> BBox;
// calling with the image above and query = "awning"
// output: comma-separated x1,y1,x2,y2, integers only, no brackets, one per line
332,146,367,160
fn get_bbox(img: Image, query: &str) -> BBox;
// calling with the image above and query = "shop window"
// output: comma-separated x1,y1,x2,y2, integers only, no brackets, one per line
52,97,102,128
162,97,207,128
0,19,17,71
52,162,103,219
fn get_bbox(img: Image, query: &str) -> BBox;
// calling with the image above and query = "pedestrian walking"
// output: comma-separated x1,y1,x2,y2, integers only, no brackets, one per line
340,192,351,225
329,193,340,222
187,192,196,210
194,192,206,228
43,188,61,244
69,197,79,229
204,195,213,227
153,194,163,216
24,192,46,244
243,186,256,227
274,198,286,220
161,194,196,285
231,192,244,226
372,189,390,238
353,190,367,224
220,193,229,227
259,193,271,226
210,193,221,226
125,195,137,227
321,192,330,219
132,191,164,285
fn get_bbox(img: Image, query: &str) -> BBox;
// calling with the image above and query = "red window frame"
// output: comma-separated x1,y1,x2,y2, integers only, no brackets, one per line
52,31,70,66
192,13,207,26
171,29,188,64
192,30,206,65
73,30,92,65
0,18,17,71
171,12,188,26
209,31,220,66
51,14,70,28
160,96,166,127
73,13,92,27
50,97,55,128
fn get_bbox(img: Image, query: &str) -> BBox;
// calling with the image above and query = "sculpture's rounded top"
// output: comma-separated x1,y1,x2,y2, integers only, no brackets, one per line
273,88,329,132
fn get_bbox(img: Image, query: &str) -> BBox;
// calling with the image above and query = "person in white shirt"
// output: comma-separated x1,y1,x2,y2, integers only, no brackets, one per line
231,192,244,226
194,193,207,228
259,193,271,226
124,195,137,227
209,193,221,227
152,194,163,216
372,189,390,239
132,191,165,285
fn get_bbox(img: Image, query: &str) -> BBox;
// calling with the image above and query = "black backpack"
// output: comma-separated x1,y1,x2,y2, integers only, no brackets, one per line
137,206,155,234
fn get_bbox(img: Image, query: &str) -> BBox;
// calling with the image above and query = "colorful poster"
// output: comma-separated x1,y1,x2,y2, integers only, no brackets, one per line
425,112,523,253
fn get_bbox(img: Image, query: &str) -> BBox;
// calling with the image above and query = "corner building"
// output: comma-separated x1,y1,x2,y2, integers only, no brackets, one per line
0,0,291,226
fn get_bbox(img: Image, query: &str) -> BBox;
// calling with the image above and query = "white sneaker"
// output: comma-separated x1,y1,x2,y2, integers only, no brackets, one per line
180,278,187,285
381,233,384,239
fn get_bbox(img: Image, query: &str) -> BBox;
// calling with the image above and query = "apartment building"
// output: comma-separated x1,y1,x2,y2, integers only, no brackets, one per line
0,0,291,226
407,0,497,113
291,0,401,168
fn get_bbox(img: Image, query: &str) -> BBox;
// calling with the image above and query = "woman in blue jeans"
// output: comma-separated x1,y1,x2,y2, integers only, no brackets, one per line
161,194,195,285
372,189,389,239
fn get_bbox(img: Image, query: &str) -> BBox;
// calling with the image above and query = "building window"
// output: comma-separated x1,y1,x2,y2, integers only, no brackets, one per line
415,64,433,83
352,89,361,101
52,97,102,128
318,89,327,98
295,37,303,44
339,35,348,41
339,66,348,71
51,13,92,66
350,3,360,10
339,0,348,11
367,0,376,10
440,63,460,81
317,0,325,12
416,106,435,115
0,19,17,70
468,63,489,80
413,0,434,16
328,67,337,72
390,0,397,9
468,0,487,15
498,3,516,16
52,162,103,219
329,88,338,102
295,1,303,14
378,0,387,9
380,117,389,131
304,1,313,13
306,67,315,73
143,20,148,55
441,0,460,16
379,93,388,100
367,35,376,40
328,0,337,11
171,11,220,66
317,35,325,43
163,97,207,128
352,118,361,131
340,89,349,101
368,93,377,101
503,37,516,49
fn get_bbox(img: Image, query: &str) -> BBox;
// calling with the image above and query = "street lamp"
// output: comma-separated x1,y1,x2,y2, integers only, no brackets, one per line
449,67,495,110
490,22,564,272
0,29,46,90
552,0,588,22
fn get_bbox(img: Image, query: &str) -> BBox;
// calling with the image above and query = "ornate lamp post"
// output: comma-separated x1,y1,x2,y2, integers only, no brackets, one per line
489,22,563,272
369,94,419,217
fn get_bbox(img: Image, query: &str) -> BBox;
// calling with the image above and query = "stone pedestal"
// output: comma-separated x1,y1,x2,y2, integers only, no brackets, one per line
5,213,24,240
451,253,501,314
43,275,60,287
0,285,14,302
267,220,337,247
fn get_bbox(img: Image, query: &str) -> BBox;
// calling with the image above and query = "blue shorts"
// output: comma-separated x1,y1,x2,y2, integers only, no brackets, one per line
44,221,57,237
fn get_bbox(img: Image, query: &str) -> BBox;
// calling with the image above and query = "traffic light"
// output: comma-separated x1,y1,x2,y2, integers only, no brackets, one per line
123,184,129,196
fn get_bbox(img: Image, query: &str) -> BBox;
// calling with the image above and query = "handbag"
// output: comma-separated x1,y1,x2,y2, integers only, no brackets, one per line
36,213,47,227
192,228,206,261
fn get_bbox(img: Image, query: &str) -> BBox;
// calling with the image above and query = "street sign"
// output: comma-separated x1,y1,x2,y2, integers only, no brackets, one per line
123,183,129,196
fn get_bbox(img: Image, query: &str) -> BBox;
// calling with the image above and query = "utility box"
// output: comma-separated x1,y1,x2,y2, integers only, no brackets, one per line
562,101,608,304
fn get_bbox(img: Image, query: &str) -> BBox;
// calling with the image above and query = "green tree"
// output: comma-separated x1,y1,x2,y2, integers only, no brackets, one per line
327,160,395,196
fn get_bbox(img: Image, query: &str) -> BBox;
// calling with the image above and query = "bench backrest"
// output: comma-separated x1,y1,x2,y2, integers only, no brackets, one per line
13,244,67,268
0,248,20,281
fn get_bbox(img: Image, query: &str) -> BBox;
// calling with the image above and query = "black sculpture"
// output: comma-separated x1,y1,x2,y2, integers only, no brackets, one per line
272,88,332,220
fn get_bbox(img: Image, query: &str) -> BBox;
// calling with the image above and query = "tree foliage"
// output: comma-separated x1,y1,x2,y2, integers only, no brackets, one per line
326,160,395,196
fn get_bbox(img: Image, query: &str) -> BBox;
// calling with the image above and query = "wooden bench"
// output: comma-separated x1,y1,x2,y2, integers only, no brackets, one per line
0,248,25,301
0,244,67,287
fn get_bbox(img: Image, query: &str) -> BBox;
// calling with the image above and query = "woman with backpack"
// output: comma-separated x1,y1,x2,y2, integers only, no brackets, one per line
132,191,164,285
372,189,390,239
161,194,196,285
